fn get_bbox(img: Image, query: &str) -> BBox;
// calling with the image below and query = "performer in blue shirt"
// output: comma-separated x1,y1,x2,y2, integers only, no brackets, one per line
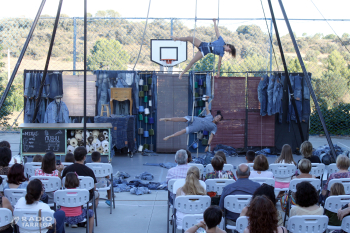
172,19,236,80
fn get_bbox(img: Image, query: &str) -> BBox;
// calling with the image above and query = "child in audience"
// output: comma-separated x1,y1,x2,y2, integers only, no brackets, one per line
215,151,227,164
186,149,193,163
249,154,274,179
33,154,43,162
325,183,345,227
245,150,255,163
91,151,112,206
65,153,75,163
185,206,226,233
274,144,297,192
59,172,94,232
4,164,28,190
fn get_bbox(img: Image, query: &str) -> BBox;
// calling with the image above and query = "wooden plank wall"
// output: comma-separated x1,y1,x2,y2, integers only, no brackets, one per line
156,74,189,153
62,75,97,116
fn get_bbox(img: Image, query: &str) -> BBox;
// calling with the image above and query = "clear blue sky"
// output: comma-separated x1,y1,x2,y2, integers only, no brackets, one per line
1,0,350,36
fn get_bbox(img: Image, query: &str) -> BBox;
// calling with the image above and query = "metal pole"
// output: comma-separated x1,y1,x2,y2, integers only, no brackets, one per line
269,19,273,72
7,49,10,82
32,0,63,123
170,18,173,36
277,0,337,160
267,0,305,142
73,17,77,75
0,0,47,112
83,0,87,147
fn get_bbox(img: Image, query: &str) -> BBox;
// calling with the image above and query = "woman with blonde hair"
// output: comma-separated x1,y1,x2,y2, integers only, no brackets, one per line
274,144,296,189
175,166,206,228
300,141,320,163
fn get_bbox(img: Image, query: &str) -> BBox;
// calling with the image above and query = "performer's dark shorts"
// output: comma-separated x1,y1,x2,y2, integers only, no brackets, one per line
198,42,212,57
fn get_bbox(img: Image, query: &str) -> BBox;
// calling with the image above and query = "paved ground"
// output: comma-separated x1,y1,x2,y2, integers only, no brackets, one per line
0,132,349,233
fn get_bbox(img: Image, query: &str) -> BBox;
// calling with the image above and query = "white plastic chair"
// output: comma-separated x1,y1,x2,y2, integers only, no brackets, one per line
189,164,205,179
205,164,234,175
327,163,339,178
310,163,325,178
283,178,321,225
13,209,55,233
62,176,95,190
269,164,297,191
249,178,275,187
287,215,328,233
24,162,42,177
167,179,179,233
29,176,61,209
341,215,350,232
4,189,26,206
328,178,350,194
224,195,252,231
325,195,350,231
173,179,206,195
174,195,211,231
182,214,203,232
54,189,91,233
0,175,8,192
235,216,249,233
205,179,235,195
86,163,115,214
0,208,13,228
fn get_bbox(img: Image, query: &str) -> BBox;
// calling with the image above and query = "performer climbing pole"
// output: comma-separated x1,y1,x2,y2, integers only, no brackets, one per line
172,19,236,79
159,96,223,152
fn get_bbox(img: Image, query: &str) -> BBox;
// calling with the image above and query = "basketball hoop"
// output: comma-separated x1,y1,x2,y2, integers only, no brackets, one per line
161,59,176,65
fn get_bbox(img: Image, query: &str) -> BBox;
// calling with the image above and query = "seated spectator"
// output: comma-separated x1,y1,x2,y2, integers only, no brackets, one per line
293,159,315,179
186,149,193,163
58,172,94,232
204,156,235,181
219,164,260,232
14,179,65,233
3,164,28,190
91,151,111,206
215,151,227,164
274,144,296,190
245,150,255,163
322,155,350,197
32,154,43,163
175,166,206,229
185,206,226,233
325,183,345,227
0,176,13,233
290,181,323,217
0,147,12,175
300,141,320,163
62,146,99,208
249,154,273,179
244,195,287,233
0,141,10,149
64,153,75,163
240,183,283,226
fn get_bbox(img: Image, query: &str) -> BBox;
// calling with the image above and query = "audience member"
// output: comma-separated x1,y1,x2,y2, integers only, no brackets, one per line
249,154,273,179
293,159,315,179
245,150,255,163
274,144,296,190
300,141,320,163
58,172,94,231
175,166,206,228
290,181,323,217
215,151,227,164
0,176,13,233
204,156,235,181
62,146,99,207
166,149,191,182
185,206,226,233
14,179,65,233
91,151,112,206
0,147,12,175
219,164,260,232
186,149,193,163
244,195,287,233
64,153,75,163
325,183,345,227
322,155,350,197
3,164,28,190
0,141,10,149
240,184,283,226
32,154,43,162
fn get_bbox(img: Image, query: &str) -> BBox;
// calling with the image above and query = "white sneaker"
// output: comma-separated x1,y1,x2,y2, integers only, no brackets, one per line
71,224,78,228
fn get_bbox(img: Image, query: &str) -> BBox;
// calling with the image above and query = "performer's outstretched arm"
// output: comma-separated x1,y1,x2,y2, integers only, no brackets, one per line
205,133,214,152
205,96,210,115
213,19,220,39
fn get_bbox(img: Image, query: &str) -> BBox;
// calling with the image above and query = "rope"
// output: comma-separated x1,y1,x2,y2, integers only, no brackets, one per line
191,0,198,123
133,0,151,71
310,0,350,54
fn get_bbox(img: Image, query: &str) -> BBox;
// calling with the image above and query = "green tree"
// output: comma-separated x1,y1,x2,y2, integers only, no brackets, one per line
305,50,320,62
324,50,350,84
95,10,107,17
87,38,130,70
342,33,349,39
288,58,308,73
324,34,336,39
106,10,120,18
302,33,307,37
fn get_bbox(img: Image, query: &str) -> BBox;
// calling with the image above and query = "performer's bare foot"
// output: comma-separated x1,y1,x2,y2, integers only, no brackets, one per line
179,72,184,80
171,36,179,41
163,136,171,141
159,118,170,122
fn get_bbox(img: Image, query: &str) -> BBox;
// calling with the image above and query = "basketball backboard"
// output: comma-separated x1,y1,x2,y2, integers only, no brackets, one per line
150,39,187,67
